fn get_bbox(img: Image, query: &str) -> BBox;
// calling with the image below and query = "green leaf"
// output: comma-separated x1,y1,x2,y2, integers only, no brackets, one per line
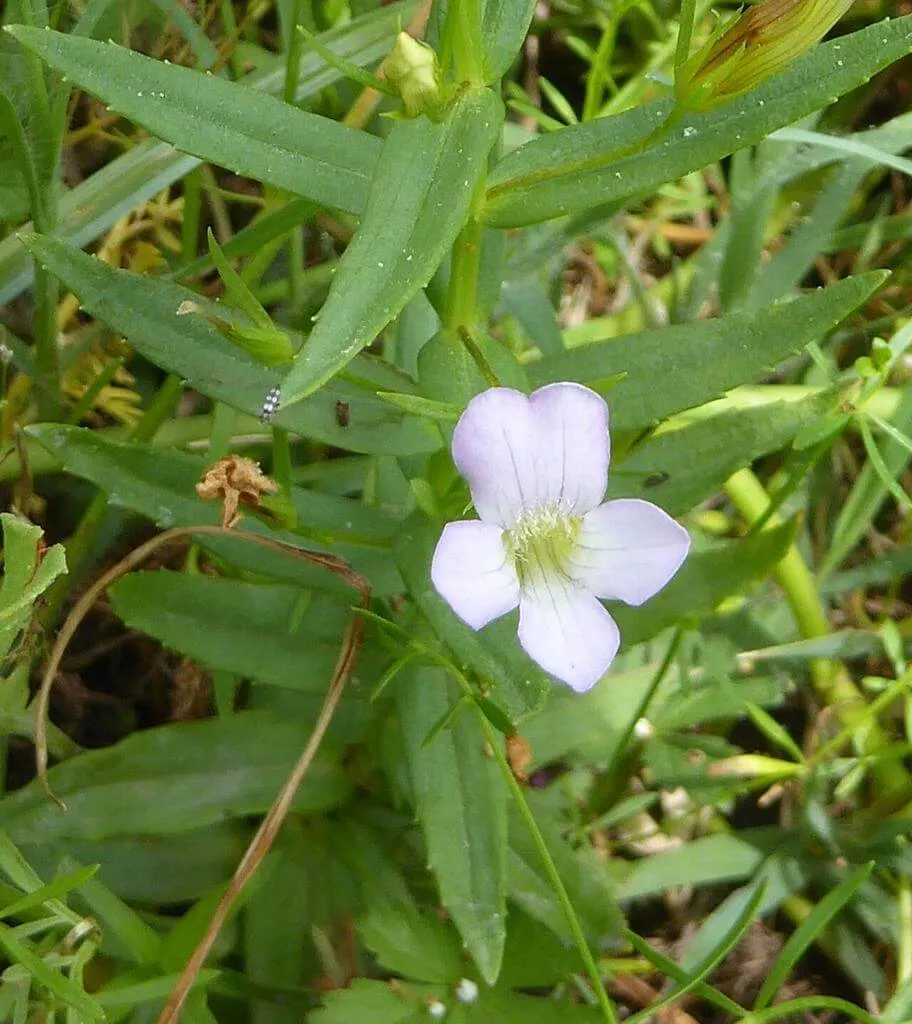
507,798,623,948
745,702,806,763
280,89,503,404
754,862,874,1010
22,825,249,905
616,828,787,901
204,229,272,331
58,858,162,964
624,928,744,1018
244,822,330,1018
109,571,366,693
21,234,441,456
313,979,604,1023
482,0,537,82
0,1,417,305
882,977,912,1024
0,921,105,1021
823,383,912,573
394,513,549,721
312,979,440,1023
148,0,219,68
26,423,404,597
417,327,529,408
0,865,97,922
608,395,832,515
463,991,603,1022
5,26,380,216
612,522,796,648
528,273,887,430
519,663,657,770
95,970,219,1011
497,906,586,989
0,513,67,664
651,677,787,732
396,665,507,985
483,17,912,227
0,712,352,842
743,162,867,313
375,391,461,422
334,824,466,989
625,882,765,1023
357,888,465,984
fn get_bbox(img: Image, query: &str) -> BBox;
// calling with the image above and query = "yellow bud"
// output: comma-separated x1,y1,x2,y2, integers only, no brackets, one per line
384,32,442,118
678,0,854,111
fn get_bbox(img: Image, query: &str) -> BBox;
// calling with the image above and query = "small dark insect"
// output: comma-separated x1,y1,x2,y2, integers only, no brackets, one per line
644,471,669,488
260,386,281,423
335,400,350,427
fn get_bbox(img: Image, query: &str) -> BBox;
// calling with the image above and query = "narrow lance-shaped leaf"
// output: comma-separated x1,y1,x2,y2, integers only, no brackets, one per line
483,16,912,227
0,1,417,305
4,26,380,216
21,234,441,457
528,272,888,430
280,88,503,405
0,713,352,843
395,665,508,985
609,393,834,516
482,0,538,82
109,572,373,693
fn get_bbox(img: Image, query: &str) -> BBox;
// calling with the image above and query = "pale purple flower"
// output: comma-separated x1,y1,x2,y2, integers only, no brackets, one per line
431,383,690,693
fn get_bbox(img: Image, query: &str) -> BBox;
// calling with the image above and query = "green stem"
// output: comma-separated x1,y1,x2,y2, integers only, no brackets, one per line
32,41,62,423
284,0,306,104
899,875,912,986
445,213,484,332
600,629,684,800
208,402,236,462
131,374,185,443
31,264,61,422
675,0,699,76
445,0,484,86
287,225,305,313
724,467,911,802
181,168,203,259
271,427,293,493
0,85,61,420
809,666,912,769
458,327,501,388
480,709,618,1024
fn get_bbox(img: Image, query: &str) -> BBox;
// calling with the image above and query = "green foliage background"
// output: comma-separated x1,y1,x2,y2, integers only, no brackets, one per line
0,0,911,1021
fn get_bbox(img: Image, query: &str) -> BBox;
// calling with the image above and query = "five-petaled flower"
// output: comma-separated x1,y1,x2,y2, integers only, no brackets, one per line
431,383,690,693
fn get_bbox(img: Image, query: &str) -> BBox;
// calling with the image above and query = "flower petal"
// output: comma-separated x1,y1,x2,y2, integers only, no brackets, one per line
431,520,520,630
517,577,620,692
529,382,610,514
451,388,539,527
569,499,690,606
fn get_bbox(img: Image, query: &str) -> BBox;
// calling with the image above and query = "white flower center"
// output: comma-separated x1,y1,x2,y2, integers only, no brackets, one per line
505,505,581,586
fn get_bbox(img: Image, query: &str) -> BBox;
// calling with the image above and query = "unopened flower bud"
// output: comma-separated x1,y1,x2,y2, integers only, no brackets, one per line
634,717,655,741
678,0,854,110
384,32,442,118
455,978,479,1004
708,754,804,779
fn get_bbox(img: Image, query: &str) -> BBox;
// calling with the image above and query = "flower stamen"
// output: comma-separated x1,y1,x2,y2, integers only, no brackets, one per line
505,505,582,585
